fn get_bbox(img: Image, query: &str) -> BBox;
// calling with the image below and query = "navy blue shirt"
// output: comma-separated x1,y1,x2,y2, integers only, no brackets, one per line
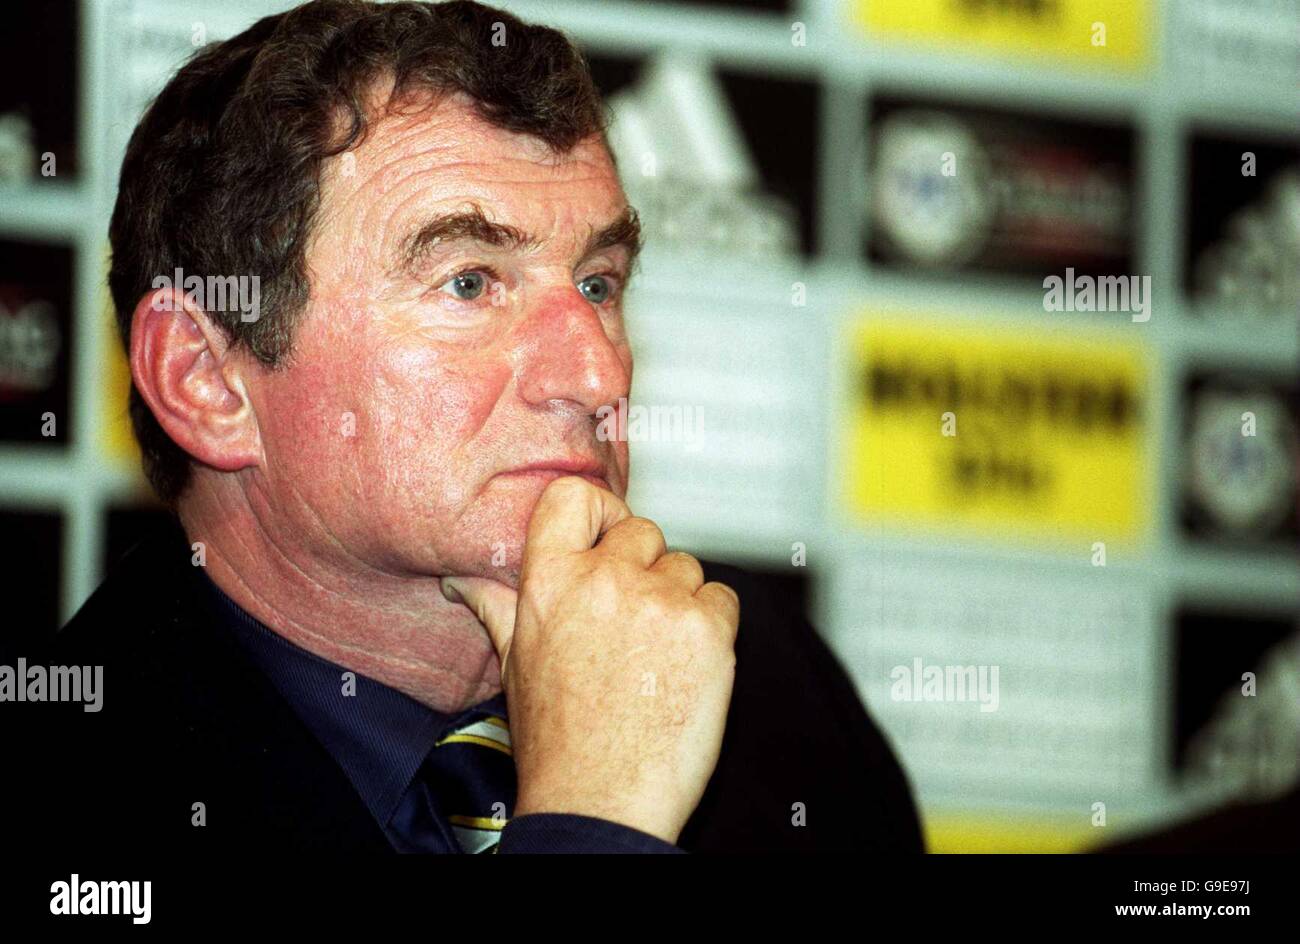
199,571,683,854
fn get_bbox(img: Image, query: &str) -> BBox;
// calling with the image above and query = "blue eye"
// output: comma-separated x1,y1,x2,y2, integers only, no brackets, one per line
578,274,613,304
440,271,488,301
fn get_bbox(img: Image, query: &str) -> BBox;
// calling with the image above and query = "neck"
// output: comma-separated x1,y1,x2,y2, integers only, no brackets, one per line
178,473,501,715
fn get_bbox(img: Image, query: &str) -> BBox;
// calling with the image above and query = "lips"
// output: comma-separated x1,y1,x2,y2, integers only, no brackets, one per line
497,459,611,491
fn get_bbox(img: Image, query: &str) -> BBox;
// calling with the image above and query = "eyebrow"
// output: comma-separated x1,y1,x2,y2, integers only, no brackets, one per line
397,203,643,275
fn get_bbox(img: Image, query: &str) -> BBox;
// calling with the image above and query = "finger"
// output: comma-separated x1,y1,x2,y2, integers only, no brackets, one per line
524,475,631,565
598,516,668,569
694,581,741,639
649,550,704,591
442,576,519,670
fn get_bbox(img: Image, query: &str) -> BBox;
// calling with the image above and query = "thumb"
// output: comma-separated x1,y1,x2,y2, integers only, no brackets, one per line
441,576,518,671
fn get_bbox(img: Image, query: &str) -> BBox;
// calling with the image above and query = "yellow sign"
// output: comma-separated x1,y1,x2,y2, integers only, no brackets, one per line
842,314,1149,545
853,0,1150,72
926,811,1096,853
102,333,137,463
99,246,138,465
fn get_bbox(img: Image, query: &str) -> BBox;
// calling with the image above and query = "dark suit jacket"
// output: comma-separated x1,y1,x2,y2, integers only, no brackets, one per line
10,519,924,853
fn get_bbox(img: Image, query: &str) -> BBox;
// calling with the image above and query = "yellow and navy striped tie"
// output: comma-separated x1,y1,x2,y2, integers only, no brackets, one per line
427,707,517,854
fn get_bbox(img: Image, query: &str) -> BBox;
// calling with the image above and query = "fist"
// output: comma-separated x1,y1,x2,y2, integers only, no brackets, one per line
442,475,740,843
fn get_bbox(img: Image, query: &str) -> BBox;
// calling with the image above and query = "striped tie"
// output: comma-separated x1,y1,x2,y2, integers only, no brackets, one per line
424,703,517,854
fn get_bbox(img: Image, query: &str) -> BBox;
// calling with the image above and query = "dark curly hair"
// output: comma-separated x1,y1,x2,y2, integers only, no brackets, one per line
108,0,611,504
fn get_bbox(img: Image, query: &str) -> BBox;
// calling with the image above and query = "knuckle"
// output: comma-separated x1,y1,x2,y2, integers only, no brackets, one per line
665,550,702,574
680,604,714,634
620,516,663,542
704,583,741,631
711,580,740,607
647,591,682,625
585,562,623,606
722,585,741,610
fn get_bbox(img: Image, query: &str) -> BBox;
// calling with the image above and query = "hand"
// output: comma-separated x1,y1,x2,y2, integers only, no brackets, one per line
441,476,740,844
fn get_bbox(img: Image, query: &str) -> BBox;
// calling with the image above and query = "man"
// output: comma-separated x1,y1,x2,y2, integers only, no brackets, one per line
15,0,923,853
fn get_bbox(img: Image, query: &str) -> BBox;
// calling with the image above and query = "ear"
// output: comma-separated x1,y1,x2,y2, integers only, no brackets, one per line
129,285,261,474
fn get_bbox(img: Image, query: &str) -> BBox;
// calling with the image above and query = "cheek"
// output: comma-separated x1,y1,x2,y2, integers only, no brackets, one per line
260,354,358,449
372,343,511,447
255,299,374,458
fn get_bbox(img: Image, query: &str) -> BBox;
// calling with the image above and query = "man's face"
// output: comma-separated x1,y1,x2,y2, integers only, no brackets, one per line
244,90,635,585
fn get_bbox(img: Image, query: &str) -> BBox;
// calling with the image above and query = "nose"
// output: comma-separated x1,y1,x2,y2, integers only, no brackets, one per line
513,284,630,413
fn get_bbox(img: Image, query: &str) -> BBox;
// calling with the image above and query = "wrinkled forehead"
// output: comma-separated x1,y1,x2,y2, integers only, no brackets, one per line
313,88,626,268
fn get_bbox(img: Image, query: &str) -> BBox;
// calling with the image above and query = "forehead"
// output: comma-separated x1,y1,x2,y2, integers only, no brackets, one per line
315,89,627,261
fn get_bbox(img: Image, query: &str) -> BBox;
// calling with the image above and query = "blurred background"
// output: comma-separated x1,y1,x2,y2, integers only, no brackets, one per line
0,0,1296,851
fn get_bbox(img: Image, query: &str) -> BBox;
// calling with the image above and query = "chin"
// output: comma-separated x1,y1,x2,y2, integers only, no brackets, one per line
427,471,622,580
449,492,533,577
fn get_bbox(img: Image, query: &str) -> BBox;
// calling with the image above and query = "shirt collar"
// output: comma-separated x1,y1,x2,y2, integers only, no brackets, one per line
195,567,506,830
